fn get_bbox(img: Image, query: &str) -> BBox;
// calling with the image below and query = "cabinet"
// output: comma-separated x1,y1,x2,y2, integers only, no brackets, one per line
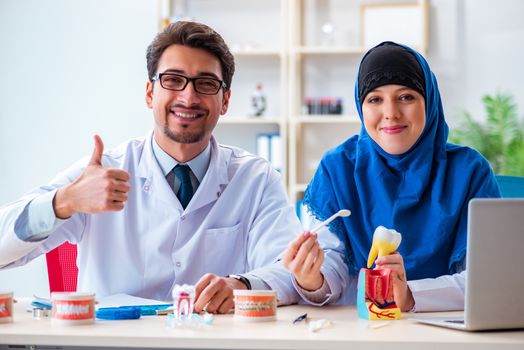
157,0,428,206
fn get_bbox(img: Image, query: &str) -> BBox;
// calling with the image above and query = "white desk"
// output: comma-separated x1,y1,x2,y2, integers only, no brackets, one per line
1,299,523,350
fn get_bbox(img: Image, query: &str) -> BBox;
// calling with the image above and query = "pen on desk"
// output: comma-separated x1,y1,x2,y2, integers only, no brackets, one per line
293,313,308,324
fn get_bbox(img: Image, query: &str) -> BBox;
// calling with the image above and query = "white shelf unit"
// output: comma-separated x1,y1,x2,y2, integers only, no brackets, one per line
287,0,428,205
158,0,428,205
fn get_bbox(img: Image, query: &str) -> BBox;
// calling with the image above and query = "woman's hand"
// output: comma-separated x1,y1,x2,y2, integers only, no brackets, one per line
282,232,325,291
374,252,415,311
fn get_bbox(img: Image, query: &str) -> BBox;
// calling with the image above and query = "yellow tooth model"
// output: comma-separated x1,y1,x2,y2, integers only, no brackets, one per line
358,226,403,320
367,226,402,268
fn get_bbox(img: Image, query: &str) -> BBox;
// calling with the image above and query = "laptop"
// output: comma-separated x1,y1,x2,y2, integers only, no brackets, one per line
412,198,524,331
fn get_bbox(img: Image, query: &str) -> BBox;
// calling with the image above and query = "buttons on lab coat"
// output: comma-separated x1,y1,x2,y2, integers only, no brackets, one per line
175,262,181,268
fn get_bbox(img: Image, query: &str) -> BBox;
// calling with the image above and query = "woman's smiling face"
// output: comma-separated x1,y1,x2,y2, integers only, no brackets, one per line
362,84,426,155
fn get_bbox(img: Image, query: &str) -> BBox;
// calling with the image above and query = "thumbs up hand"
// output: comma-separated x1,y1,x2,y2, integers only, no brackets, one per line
53,135,131,219
88,134,105,166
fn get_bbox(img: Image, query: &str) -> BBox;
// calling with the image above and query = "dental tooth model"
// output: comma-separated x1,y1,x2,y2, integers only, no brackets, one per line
367,226,402,268
357,226,403,320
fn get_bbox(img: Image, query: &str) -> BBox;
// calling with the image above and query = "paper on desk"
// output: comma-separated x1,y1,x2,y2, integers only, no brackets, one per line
96,293,169,309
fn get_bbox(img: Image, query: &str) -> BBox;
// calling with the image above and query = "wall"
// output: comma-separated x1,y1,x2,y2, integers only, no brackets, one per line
0,0,157,296
429,0,524,125
1,0,523,296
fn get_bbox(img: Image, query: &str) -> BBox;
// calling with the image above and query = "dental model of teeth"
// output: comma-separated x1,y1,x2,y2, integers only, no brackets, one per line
367,226,402,268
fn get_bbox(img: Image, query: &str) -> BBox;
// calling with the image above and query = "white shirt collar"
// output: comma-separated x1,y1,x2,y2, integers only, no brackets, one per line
151,135,211,183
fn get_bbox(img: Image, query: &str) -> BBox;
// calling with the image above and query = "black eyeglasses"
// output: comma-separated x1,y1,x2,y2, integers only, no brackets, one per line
152,72,227,95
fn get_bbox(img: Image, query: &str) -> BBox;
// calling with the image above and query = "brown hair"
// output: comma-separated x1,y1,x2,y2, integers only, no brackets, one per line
146,21,235,90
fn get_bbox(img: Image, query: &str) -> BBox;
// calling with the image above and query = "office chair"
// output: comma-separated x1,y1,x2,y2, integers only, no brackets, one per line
495,175,524,198
45,242,78,292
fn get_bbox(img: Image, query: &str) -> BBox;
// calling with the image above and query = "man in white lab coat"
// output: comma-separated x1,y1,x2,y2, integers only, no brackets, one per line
0,21,347,312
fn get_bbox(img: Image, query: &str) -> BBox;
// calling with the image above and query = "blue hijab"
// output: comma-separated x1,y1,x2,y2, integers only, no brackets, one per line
303,42,500,279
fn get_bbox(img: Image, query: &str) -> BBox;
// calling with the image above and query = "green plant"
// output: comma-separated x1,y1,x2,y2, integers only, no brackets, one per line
449,93,524,176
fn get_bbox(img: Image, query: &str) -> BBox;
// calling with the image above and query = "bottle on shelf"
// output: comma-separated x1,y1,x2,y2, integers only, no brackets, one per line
250,83,267,117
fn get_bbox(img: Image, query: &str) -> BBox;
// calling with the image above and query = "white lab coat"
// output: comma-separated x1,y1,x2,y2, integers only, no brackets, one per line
0,132,317,304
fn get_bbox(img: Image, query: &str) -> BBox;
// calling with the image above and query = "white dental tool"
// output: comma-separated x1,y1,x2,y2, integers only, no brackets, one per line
310,209,351,233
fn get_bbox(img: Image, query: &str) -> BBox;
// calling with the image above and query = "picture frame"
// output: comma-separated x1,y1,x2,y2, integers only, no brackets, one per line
360,2,428,50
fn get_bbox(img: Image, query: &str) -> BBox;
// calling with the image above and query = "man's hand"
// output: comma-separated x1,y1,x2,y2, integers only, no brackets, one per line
194,273,247,314
282,232,325,291
53,135,131,219
374,252,415,312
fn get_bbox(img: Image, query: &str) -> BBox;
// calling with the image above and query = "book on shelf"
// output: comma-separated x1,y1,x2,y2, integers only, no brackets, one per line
256,133,282,172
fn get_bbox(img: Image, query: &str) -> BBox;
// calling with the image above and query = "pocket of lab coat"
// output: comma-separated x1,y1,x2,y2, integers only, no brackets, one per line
203,222,245,275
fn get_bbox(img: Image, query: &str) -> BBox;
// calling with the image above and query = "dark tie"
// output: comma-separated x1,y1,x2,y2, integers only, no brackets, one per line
174,164,193,209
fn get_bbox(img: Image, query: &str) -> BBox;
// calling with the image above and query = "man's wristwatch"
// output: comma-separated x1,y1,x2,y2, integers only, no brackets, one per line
227,274,252,290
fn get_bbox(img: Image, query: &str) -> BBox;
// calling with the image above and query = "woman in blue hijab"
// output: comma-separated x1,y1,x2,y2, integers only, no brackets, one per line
284,41,500,311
